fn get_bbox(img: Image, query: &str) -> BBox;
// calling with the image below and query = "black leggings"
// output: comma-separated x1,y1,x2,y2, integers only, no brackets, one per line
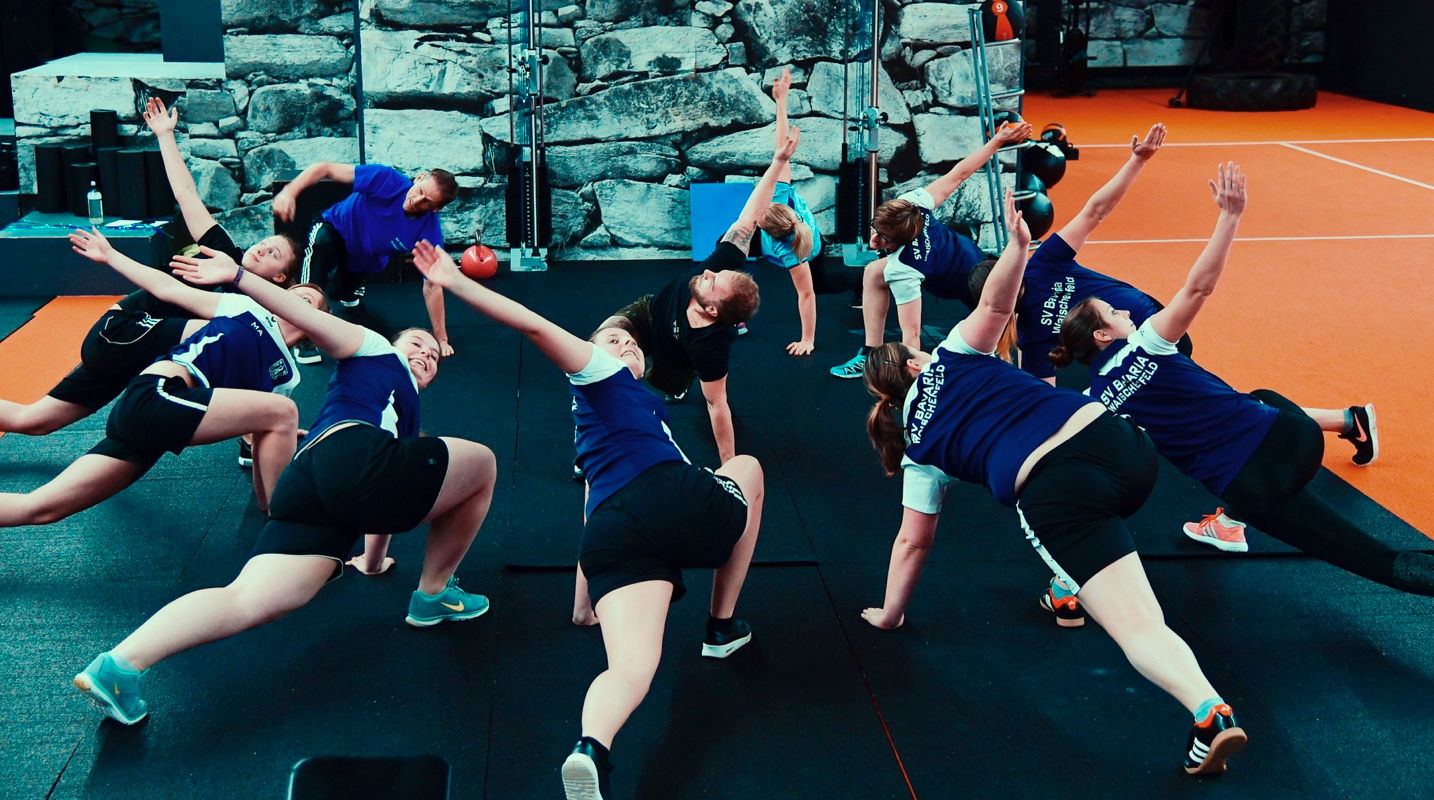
300,220,364,303
806,250,862,295
1221,389,1434,596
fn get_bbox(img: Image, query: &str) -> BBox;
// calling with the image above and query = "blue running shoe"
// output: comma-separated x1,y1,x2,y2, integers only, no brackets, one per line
406,576,490,627
830,350,867,379
73,653,147,725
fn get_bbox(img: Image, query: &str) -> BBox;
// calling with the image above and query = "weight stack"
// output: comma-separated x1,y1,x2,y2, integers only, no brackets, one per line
66,162,99,218
34,143,67,213
96,147,123,216
117,148,149,219
143,149,176,218
504,162,553,247
836,154,872,244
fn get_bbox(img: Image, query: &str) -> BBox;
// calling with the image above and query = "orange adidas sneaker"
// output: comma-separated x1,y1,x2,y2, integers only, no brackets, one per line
1182,508,1249,553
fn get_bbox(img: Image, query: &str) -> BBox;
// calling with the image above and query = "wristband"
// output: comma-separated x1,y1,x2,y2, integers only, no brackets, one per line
232,265,245,287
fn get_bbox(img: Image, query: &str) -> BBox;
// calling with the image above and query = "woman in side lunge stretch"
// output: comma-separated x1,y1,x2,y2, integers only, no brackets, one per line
755,68,865,356
828,118,1033,378
410,241,763,800
0,98,299,440
1052,163,1429,598
73,245,495,727
0,228,326,528
861,190,1245,776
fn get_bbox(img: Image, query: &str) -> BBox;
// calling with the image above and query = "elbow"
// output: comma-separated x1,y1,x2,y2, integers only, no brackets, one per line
896,536,932,558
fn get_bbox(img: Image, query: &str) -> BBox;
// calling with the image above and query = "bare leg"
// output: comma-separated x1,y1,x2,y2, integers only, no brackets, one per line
1301,406,1348,433
581,580,673,748
0,396,91,436
190,389,298,511
110,553,335,671
0,454,146,527
414,437,496,595
1078,552,1219,712
711,455,764,618
862,258,889,348
574,563,598,626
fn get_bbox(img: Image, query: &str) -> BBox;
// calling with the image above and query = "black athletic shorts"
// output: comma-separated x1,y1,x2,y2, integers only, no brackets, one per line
252,424,450,566
580,461,749,606
1015,411,1158,591
49,310,190,411
86,373,212,468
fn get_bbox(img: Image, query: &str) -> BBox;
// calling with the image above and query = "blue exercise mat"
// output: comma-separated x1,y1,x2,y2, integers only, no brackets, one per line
689,182,756,262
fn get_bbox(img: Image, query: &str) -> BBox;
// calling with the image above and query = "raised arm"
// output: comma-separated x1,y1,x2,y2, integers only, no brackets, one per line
772,68,794,185
956,190,1030,353
721,126,801,250
1149,162,1246,344
142,98,217,242
170,246,368,358
272,161,357,224
1057,123,1166,251
70,227,219,318
411,241,593,374
924,120,1033,207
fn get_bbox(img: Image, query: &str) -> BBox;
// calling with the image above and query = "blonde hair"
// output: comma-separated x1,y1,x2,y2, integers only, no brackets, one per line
871,198,924,249
760,204,814,262
966,258,1018,364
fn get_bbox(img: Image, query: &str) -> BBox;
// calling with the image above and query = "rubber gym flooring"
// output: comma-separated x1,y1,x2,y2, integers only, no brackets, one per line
2,90,1433,799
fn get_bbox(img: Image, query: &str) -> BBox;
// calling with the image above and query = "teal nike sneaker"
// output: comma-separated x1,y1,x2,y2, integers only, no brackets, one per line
73,653,148,725
406,576,491,627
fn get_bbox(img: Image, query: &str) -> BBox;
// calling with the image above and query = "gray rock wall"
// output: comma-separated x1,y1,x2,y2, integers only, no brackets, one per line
1072,0,1325,68
34,0,1019,259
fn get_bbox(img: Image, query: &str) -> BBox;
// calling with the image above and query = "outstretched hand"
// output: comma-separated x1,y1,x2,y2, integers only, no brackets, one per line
1132,122,1167,160
1003,188,1030,247
412,240,461,289
1208,161,1246,214
69,227,115,264
772,67,792,102
170,245,241,285
775,125,801,161
992,120,1033,146
142,97,177,136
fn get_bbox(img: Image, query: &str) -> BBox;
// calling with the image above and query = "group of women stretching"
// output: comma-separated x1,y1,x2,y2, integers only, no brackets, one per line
0,71,1428,797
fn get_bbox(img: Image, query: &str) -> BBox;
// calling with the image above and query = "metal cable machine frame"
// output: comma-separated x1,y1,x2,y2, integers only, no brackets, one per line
506,0,548,271
967,5,1034,253
841,0,886,267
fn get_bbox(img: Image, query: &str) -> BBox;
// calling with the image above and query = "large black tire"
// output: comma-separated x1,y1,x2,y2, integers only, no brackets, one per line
1186,72,1318,112
1209,0,1291,71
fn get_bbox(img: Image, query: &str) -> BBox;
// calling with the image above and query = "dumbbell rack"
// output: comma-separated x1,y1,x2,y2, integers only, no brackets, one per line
967,6,1036,253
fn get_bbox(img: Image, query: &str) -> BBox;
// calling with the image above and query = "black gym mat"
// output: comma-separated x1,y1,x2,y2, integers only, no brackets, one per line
0,296,49,343
482,567,911,799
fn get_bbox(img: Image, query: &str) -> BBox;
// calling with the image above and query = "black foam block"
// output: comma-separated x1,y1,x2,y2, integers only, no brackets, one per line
65,161,99,218
33,143,66,213
90,109,120,156
96,147,123,215
116,148,149,219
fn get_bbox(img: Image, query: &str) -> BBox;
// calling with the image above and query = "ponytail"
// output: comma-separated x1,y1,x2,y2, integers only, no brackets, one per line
791,220,814,262
863,342,917,476
1051,296,1108,368
968,258,1017,364
760,203,814,262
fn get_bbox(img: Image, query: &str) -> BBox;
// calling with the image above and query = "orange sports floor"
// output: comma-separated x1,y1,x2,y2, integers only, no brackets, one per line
1024,88,1434,538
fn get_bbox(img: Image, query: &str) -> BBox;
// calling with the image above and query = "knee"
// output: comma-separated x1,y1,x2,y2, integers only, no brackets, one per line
721,455,763,498
229,583,306,625
266,399,300,431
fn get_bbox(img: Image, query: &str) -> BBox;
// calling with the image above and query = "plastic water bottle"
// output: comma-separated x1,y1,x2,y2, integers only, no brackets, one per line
86,181,103,227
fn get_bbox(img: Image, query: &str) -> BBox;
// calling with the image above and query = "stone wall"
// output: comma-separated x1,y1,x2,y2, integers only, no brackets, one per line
1069,0,1325,69
24,1,1019,257
71,0,162,52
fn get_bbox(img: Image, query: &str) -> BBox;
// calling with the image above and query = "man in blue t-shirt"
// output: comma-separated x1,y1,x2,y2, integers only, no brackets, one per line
273,162,459,359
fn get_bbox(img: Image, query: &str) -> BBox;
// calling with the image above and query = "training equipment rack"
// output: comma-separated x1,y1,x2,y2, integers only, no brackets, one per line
840,0,883,267
967,6,1034,253
506,0,548,271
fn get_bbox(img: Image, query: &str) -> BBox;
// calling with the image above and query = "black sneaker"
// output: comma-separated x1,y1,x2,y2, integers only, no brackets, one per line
572,459,585,482
237,439,253,469
1184,704,1247,775
850,285,863,309
561,737,613,800
336,285,365,308
1038,579,1084,628
701,616,752,659
1338,404,1378,466
293,343,322,365
663,389,688,405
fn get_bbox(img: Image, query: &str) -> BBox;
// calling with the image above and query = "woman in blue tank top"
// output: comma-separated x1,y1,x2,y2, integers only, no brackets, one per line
862,193,1246,776
754,68,866,356
0,230,328,531
74,245,498,728
1052,162,1434,599
410,241,764,800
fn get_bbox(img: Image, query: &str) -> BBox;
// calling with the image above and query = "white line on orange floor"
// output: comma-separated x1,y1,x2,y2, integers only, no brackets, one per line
1277,143,1434,191
1077,138,1434,147
1084,234,1434,244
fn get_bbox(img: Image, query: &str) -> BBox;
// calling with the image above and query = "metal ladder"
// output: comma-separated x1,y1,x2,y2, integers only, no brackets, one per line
967,6,1034,253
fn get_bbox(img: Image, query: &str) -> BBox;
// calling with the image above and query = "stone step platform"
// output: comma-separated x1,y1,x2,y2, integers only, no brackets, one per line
0,211,167,296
